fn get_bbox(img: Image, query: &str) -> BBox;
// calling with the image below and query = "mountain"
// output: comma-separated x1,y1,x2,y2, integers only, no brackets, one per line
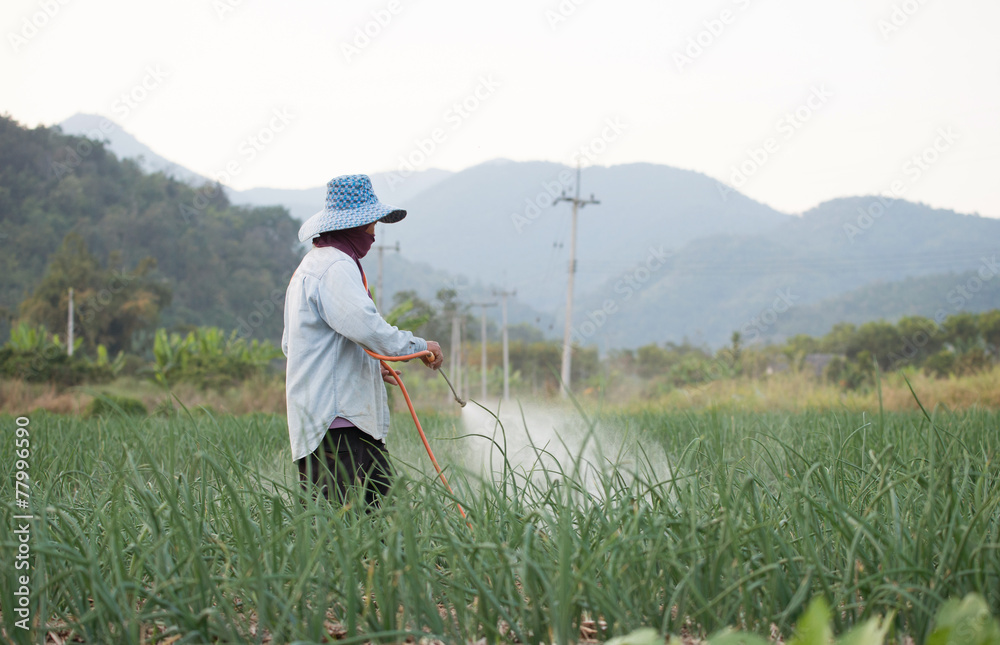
54,116,794,316
358,252,556,332
230,168,453,221
57,113,454,221
373,160,791,311
58,113,212,186
572,197,1000,349
764,269,1000,340
1,115,299,347
2,116,537,347
44,114,1000,352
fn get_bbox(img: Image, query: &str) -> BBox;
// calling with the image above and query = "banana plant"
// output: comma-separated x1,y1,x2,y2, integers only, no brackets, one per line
7,321,49,352
50,332,84,355
384,297,430,332
94,343,126,376
151,328,193,386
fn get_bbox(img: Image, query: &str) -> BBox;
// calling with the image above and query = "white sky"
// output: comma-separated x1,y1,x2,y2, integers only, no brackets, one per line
3,0,999,216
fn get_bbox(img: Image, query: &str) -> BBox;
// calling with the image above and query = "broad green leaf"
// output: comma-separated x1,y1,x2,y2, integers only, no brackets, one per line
788,598,833,645
927,594,1000,645
837,613,892,645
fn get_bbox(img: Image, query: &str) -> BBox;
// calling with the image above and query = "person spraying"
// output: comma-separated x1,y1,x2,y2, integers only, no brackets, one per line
282,174,444,507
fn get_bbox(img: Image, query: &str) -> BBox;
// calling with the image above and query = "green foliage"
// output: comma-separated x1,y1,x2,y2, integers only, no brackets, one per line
765,268,1000,346
85,394,148,418
928,594,1000,645
942,312,981,353
824,354,873,390
776,310,1000,388
633,340,717,383
151,326,282,389
787,596,835,645
615,308,1000,391
3,408,997,643
93,342,126,376
496,339,598,393
17,232,171,355
383,295,431,332
7,320,66,352
0,115,301,349
925,349,958,378
0,322,111,386
390,288,473,344
689,597,891,644
981,310,1000,350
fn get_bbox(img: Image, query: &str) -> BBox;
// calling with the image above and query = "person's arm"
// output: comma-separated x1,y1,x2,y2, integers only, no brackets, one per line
315,259,428,358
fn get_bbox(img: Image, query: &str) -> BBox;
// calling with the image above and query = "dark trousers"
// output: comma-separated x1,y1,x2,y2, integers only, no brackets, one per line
296,426,393,508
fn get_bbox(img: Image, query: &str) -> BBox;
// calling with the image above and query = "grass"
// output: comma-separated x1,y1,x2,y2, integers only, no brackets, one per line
5,364,1000,418
1,399,998,643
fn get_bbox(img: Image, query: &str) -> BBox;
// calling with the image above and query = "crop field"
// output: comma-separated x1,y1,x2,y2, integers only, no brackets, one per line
2,400,999,644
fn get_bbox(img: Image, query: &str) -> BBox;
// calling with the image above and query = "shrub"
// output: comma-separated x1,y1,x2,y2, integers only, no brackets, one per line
0,322,114,387
85,394,148,418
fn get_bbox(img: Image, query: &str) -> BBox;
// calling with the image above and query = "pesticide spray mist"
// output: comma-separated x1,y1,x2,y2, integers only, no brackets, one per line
456,400,673,498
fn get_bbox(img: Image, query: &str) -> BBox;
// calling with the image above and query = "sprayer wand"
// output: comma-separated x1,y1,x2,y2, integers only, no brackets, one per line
437,368,467,407
360,273,470,525
362,347,469,524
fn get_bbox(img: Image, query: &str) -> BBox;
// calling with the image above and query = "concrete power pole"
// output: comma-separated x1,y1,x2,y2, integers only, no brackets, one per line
554,163,599,398
449,313,462,399
374,241,400,312
493,289,516,401
67,287,74,357
470,302,497,400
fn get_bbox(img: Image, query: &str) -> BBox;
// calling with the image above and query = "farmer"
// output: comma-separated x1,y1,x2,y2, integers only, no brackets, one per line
281,174,444,508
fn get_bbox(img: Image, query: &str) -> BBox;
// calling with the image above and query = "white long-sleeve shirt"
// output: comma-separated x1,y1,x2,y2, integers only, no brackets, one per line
281,246,427,461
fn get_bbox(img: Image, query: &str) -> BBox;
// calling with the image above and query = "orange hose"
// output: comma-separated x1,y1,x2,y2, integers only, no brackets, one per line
366,348,469,523
359,270,467,523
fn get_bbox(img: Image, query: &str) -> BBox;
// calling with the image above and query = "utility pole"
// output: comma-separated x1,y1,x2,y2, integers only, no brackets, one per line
554,163,599,398
493,289,516,401
449,313,462,399
67,287,74,357
374,241,400,312
470,302,497,401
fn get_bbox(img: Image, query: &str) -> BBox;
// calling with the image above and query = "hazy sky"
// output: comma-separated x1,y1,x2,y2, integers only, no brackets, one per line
4,0,999,216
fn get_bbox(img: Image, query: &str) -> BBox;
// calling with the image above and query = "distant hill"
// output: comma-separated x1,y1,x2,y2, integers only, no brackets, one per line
373,160,791,311
764,269,1000,340
359,252,557,333
43,114,1000,352
230,168,453,221
1,115,300,346
57,113,454,221
573,198,1000,348
53,118,795,314
58,113,212,186
2,116,537,347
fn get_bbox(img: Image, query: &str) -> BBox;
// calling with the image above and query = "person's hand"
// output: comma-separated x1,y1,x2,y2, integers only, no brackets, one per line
381,364,401,386
421,340,444,370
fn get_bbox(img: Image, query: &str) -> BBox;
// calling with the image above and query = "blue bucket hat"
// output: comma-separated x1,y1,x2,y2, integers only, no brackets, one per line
297,174,406,242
